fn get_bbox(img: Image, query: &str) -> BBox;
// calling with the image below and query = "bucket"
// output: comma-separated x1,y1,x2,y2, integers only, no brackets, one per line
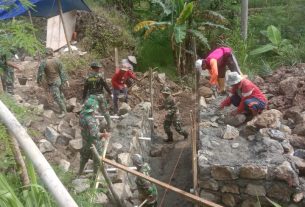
18,77,28,85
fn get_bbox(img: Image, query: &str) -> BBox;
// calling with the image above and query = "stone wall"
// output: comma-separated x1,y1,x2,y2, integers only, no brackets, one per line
198,97,305,207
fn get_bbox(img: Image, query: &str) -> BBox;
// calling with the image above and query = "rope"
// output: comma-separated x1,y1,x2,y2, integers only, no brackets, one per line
158,141,187,207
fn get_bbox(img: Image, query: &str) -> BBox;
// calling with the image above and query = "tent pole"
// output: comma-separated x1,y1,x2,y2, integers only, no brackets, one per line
57,0,72,53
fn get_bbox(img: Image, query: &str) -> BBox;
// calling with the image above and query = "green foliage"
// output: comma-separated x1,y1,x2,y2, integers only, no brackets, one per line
265,197,282,207
59,53,98,72
0,21,43,58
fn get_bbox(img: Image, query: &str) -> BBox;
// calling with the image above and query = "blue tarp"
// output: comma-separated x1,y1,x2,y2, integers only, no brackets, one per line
0,0,90,20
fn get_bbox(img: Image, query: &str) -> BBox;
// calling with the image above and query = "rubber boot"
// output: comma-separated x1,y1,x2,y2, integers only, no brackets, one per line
164,132,173,143
217,78,226,93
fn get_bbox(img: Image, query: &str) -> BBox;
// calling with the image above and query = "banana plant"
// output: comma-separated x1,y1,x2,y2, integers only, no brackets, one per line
134,0,227,75
250,25,293,56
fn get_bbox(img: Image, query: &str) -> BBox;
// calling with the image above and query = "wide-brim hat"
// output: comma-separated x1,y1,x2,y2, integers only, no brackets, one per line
226,71,243,86
121,62,132,71
127,56,137,64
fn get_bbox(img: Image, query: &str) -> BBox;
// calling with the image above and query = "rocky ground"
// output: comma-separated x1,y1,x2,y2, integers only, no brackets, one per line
197,64,305,206
6,55,195,207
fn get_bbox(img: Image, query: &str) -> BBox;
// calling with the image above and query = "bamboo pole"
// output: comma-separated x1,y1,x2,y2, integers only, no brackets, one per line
115,48,119,68
57,0,72,53
190,111,199,201
10,135,30,186
0,101,78,207
91,145,123,207
102,158,223,207
149,67,154,138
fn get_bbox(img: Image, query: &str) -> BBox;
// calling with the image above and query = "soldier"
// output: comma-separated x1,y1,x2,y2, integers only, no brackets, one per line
78,96,110,175
132,154,158,207
82,62,112,130
0,54,21,95
160,87,188,142
37,48,69,118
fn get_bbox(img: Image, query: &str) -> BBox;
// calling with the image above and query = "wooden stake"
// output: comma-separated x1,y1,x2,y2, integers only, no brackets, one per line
190,111,198,200
115,48,119,68
102,158,223,207
91,145,123,207
149,67,154,138
57,0,72,53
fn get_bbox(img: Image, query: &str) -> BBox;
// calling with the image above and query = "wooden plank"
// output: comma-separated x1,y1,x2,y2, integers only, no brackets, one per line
102,158,223,207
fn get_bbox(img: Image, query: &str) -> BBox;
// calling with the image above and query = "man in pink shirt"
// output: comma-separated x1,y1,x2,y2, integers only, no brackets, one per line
195,47,241,93
111,62,137,114
220,72,267,118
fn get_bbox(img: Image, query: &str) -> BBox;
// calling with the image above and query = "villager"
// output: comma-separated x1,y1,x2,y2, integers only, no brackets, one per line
132,154,158,207
160,87,188,142
111,62,137,114
121,55,137,87
0,54,21,95
82,62,112,130
220,71,267,118
37,48,69,118
78,96,109,175
195,47,241,93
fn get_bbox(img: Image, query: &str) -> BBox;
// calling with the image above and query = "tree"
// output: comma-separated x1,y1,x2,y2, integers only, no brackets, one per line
134,0,227,75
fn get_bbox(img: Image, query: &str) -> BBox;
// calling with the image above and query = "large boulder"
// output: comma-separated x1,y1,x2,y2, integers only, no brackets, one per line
248,109,282,129
118,103,131,115
38,139,55,153
284,106,305,125
274,161,299,187
292,122,305,136
199,86,213,98
279,77,298,99
44,126,59,144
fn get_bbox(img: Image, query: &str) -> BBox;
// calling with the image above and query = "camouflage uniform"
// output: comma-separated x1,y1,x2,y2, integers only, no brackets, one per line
135,163,158,206
37,58,68,114
161,88,188,142
82,68,112,130
0,55,15,95
78,97,104,175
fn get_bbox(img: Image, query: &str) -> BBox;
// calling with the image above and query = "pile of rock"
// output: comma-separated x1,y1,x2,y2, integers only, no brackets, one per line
199,96,305,206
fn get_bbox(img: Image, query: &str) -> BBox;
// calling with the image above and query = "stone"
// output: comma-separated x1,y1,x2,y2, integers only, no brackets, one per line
113,183,132,199
267,183,292,202
240,164,267,179
57,132,74,146
224,114,246,127
221,185,239,194
200,96,207,108
44,127,59,144
240,125,258,137
222,194,236,207
290,155,305,176
94,193,109,204
59,159,70,172
281,140,294,154
111,142,123,154
198,179,219,191
57,120,74,135
292,122,305,136
72,103,82,113
245,184,266,196
267,129,286,141
275,161,299,187
241,199,259,207
67,97,77,108
69,139,83,151
118,153,130,166
38,139,55,153
211,165,237,180
280,124,292,134
284,106,305,125
199,86,213,98
118,103,131,115
223,125,239,139
72,178,90,193
36,104,44,113
249,109,282,129
294,149,305,159
150,144,163,157
247,135,255,141
279,77,298,99
13,94,23,103
43,110,55,119
74,128,82,139
199,190,220,203
231,143,239,148
293,192,304,203
288,135,305,149
157,73,166,84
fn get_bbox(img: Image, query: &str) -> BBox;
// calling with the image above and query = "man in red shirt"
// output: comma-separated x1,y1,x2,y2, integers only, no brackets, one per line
111,62,137,114
195,47,241,93
220,72,267,117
